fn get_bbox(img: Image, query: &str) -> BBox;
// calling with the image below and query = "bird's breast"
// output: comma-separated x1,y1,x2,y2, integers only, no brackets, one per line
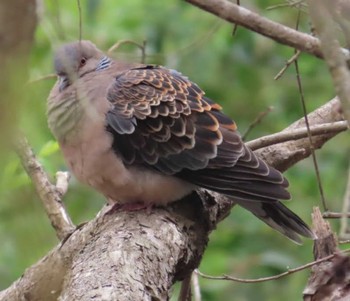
61,130,195,205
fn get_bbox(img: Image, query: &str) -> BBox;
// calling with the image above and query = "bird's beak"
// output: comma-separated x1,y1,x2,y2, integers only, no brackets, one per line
58,75,70,92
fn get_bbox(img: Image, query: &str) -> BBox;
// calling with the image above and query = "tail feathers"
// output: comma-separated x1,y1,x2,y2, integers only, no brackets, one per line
235,200,315,244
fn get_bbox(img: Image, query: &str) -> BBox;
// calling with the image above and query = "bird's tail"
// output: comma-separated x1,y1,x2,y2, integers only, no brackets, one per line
235,200,315,244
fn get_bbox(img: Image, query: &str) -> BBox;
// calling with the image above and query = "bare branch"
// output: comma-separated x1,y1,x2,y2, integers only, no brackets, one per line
27,73,57,84
323,211,350,219
255,97,344,172
185,0,349,60
77,0,82,42
247,121,348,151
274,50,301,80
293,39,328,211
340,168,350,239
195,209,349,287
178,275,192,301
307,0,350,124
15,135,75,240
242,106,274,141
192,271,202,301
303,207,348,300
267,0,307,12
108,39,147,63
196,251,348,283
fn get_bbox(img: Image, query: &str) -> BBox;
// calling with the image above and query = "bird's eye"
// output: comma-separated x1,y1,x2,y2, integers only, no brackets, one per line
80,57,87,67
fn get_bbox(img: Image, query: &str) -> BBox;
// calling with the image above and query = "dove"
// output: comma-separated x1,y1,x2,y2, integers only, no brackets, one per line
47,40,314,243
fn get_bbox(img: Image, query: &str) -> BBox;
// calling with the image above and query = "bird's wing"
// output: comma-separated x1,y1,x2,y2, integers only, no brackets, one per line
106,65,287,202
105,65,313,242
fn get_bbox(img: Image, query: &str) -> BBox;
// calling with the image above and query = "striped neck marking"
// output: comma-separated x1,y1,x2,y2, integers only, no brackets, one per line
96,56,111,71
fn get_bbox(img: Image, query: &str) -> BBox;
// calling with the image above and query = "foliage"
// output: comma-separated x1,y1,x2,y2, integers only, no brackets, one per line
0,0,348,300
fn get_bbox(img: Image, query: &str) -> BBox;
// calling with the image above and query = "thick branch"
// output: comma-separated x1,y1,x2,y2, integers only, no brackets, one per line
185,0,349,60
0,194,222,301
307,0,350,126
255,97,346,172
1,96,345,301
59,199,212,300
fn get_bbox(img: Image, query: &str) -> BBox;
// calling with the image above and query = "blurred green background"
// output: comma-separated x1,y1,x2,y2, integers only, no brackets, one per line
0,0,349,300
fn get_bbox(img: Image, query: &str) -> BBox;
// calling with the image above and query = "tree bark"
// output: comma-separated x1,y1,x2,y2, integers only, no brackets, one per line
59,197,211,301
303,208,350,301
254,97,344,172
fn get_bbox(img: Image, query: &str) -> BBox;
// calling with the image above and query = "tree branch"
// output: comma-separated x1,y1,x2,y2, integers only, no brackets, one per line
247,120,348,151
303,208,350,300
255,97,345,172
307,0,350,127
196,251,347,284
340,168,350,239
185,0,349,60
15,135,75,240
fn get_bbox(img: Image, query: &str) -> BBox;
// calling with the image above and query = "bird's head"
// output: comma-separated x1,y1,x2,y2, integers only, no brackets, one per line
54,40,105,91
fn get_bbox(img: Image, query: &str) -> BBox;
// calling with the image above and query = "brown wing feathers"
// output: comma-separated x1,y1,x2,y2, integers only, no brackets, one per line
106,65,313,242
107,66,286,196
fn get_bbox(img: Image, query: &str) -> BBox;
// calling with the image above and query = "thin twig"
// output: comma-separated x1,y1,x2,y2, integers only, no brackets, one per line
141,40,147,64
52,0,65,39
178,274,192,301
108,40,147,64
196,249,350,284
15,135,75,240
77,0,82,42
323,211,350,219
274,50,301,80
231,0,240,36
192,270,202,301
167,21,221,58
267,0,307,12
293,10,327,211
340,168,350,238
247,121,348,151
242,106,274,140
27,73,57,85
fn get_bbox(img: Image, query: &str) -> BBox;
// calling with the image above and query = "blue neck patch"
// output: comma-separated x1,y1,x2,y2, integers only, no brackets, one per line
96,56,111,71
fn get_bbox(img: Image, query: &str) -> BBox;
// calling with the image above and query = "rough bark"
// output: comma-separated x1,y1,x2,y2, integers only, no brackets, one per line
59,196,212,301
303,208,350,301
185,0,330,59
